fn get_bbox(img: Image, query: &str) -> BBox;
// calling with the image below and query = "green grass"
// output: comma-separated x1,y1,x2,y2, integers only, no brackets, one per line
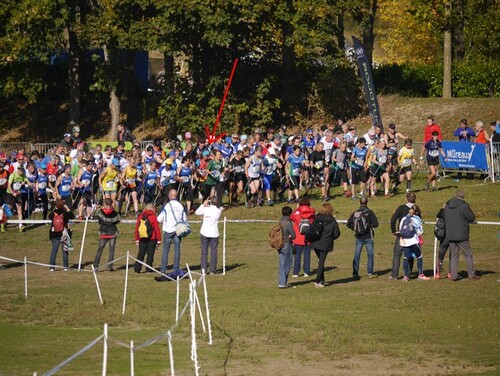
0,176,499,375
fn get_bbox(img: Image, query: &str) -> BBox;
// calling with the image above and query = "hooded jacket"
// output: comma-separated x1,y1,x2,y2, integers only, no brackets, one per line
290,205,316,246
97,206,120,237
443,197,475,242
311,214,340,253
134,209,162,241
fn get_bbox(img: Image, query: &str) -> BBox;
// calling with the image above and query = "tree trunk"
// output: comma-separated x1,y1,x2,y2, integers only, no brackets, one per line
67,26,81,129
443,2,452,99
362,0,377,66
103,46,121,141
163,52,175,96
336,8,345,50
453,0,465,60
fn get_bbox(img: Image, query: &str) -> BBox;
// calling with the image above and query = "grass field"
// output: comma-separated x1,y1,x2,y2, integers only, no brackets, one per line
0,176,499,375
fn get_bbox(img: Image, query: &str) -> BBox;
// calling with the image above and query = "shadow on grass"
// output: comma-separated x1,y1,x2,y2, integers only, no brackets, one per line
1,262,24,269
70,261,93,270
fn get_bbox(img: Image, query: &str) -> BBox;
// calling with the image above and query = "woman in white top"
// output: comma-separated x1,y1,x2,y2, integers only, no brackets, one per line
195,196,223,274
399,205,430,281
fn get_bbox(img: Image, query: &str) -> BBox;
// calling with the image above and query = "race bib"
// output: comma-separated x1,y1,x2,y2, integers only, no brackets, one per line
12,182,21,191
292,168,300,176
389,146,397,155
429,150,439,157
355,158,364,166
38,182,47,189
0,178,6,185
252,165,260,173
181,176,190,183
337,161,344,170
379,156,387,164
127,178,135,185
49,175,56,182
147,179,155,186
106,180,114,189
81,179,90,186
314,161,324,169
265,166,274,175
402,158,411,167
61,185,70,192
212,170,220,178
234,166,243,173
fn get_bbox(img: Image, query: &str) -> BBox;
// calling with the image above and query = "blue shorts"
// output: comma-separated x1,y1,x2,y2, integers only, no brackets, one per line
263,175,273,191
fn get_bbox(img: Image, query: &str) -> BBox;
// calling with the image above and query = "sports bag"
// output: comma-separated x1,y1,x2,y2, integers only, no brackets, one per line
305,219,323,243
434,217,446,241
298,218,311,235
138,213,153,239
268,222,284,249
168,202,191,238
399,215,416,239
352,209,370,236
52,212,65,233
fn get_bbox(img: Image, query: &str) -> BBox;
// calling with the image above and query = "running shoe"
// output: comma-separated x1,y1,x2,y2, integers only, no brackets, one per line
418,274,431,281
403,276,410,282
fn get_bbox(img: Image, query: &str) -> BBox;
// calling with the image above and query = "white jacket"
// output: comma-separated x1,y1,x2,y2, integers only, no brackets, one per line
399,215,423,247
195,204,222,238
157,200,187,233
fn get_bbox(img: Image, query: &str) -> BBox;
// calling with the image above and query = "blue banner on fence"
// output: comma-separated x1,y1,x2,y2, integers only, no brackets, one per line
440,142,488,170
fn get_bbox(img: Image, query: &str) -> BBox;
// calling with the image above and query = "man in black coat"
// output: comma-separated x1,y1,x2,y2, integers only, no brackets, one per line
389,192,416,280
347,196,379,279
443,190,480,280
116,123,136,143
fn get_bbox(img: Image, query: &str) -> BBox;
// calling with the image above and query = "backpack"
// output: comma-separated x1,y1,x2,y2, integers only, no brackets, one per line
298,218,311,235
434,217,446,241
305,219,323,243
352,209,370,236
52,212,65,233
399,215,416,239
268,222,285,249
138,214,153,239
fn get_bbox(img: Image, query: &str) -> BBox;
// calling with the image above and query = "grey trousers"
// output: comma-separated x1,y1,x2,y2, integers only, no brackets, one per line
94,237,116,270
200,234,219,274
449,240,476,279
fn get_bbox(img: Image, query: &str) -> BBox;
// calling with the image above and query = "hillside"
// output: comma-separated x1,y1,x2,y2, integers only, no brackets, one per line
0,95,499,143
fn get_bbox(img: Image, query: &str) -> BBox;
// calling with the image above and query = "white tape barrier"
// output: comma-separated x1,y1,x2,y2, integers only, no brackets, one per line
40,270,212,376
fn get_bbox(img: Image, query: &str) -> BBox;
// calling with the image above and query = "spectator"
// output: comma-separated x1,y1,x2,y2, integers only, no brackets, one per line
290,197,315,278
93,198,120,271
435,206,451,280
195,196,223,274
474,121,490,144
134,203,162,273
157,189,187,275
116,123,136,143
310,203,340,288
277,206,296,289
59,133,73,149
399,205,430,281
453,118,475,142
443,190,481,281
389,192,416,280
48,199,75,271
423,115,442,143
346,196,379,279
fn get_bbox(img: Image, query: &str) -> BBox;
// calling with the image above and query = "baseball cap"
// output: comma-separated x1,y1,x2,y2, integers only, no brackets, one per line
73,126,80,133
225,137,232,144
166,158,173,165
288,136,295,142
254,128,262,134
64,133,71,138
240,134,248,141
306,128,313,134
112,158,121,166
40,163,47,169
16,153,23,160
202,150,210,157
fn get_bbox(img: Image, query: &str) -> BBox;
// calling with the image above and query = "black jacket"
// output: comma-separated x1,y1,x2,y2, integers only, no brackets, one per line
443,197,475,242
311,214,340,252
96,207,121,236
116,127,136,142
346,205,379,240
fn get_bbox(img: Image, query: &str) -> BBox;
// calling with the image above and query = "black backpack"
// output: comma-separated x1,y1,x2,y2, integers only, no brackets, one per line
305,219,323,243
434,217,446,241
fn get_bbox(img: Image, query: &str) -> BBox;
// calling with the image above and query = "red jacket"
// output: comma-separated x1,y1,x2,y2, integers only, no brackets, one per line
134,209,162,241
423,123,443,142
290,205,316,245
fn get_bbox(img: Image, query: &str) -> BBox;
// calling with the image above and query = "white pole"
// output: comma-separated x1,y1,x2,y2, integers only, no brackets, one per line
490,138,495,183
78,217,89,271
167,331,175,376
202,270,213,345
190,283,200,376
175,276,180,322
24,256,28,299
130,340,134,376
102,323,108,376
91,265,104,305
222,217,227,275
122,251,130,315
186,265,206,333
433,236,438,278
